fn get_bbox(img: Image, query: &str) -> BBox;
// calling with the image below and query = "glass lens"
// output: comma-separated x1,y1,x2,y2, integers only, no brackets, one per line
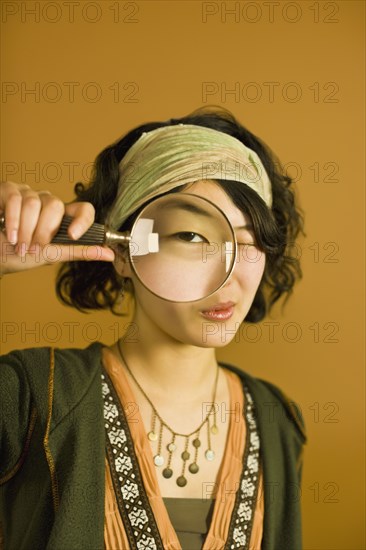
129,194,236,302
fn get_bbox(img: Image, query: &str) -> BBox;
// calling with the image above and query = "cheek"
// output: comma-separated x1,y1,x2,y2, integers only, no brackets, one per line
132,280,190,325
237,248,266,285
238,245,265,264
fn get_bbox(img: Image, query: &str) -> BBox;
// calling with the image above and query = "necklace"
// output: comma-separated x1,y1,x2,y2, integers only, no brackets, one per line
117,340,220,488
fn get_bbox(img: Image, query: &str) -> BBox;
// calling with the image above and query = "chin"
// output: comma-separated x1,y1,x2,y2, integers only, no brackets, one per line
202,337,235,349
194,323,242,348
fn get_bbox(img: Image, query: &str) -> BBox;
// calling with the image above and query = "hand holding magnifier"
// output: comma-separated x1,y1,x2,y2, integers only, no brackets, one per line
0,194,237,302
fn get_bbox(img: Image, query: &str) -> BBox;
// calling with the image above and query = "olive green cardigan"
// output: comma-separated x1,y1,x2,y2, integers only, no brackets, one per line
0,342,306,549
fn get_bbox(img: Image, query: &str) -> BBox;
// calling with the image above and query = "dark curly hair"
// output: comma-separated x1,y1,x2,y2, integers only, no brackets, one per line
56,106,305,323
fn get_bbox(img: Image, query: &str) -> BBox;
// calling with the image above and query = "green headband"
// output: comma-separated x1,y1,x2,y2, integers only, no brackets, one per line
107,124,273,230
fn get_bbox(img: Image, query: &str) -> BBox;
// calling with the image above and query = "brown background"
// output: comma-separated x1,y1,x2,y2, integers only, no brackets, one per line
1,1,364,547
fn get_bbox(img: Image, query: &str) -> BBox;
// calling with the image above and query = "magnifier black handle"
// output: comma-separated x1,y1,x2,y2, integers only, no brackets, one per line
0,213,129,246
51,215,106,245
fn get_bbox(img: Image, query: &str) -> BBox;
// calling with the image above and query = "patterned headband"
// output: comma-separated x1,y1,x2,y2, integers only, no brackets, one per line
107,124,273,230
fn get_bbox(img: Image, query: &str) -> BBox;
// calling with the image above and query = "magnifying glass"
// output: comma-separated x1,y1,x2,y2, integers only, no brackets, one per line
0,194,237,302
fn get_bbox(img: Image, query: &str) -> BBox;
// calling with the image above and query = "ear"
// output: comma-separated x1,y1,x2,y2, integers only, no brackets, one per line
113,247,133,278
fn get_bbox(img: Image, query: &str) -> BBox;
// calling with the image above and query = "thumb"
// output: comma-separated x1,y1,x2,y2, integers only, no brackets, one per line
42,243,115,264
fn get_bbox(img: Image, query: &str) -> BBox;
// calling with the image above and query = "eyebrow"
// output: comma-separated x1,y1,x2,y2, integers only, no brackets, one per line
162,198,254,230
163,200,217,219
234,224,254,231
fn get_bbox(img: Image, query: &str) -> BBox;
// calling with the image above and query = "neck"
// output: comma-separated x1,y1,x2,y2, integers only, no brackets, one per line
112,318,218,405
116,339,218,404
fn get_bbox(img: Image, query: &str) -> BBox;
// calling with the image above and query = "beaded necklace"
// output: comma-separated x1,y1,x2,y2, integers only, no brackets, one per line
117,341,219,488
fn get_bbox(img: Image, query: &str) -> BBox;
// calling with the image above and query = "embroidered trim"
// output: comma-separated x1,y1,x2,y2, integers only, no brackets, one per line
102,370,164,550
43,347,59,512
225,385,261,550
0,406,37,486
102,368,260,550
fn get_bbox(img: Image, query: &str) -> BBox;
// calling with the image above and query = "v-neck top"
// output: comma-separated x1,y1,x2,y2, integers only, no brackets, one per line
102,347,264,549
162,497,216,549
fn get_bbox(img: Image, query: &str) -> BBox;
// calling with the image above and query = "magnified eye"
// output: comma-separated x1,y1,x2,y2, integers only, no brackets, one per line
174,231,209,243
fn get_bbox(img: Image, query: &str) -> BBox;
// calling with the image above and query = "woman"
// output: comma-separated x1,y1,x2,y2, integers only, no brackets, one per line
0,106,306,549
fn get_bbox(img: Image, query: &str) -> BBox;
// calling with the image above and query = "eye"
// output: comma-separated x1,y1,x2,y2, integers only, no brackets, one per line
235,228,257,248
174,232,209,243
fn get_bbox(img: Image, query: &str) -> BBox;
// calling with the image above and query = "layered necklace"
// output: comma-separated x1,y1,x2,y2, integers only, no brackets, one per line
117,341,220,488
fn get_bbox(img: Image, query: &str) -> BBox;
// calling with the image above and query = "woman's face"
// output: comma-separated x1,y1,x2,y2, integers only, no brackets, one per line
117,180,266,348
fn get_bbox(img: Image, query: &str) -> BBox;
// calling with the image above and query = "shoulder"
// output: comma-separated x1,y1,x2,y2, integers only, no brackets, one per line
0,343,106,484
0,342,104,412
220,361,306,444
0,341,103,372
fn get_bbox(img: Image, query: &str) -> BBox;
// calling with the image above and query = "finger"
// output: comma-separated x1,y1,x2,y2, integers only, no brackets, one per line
0,182,28,245
16,190,43,256
30,193,65,247
42,244,115,264
69,245,115,263
64,202,96,240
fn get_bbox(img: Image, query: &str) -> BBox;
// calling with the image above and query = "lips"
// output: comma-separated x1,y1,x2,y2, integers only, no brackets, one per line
200,302,235,321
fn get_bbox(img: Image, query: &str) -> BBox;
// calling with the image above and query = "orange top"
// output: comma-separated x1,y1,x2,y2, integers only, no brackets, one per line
102,347,263,549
